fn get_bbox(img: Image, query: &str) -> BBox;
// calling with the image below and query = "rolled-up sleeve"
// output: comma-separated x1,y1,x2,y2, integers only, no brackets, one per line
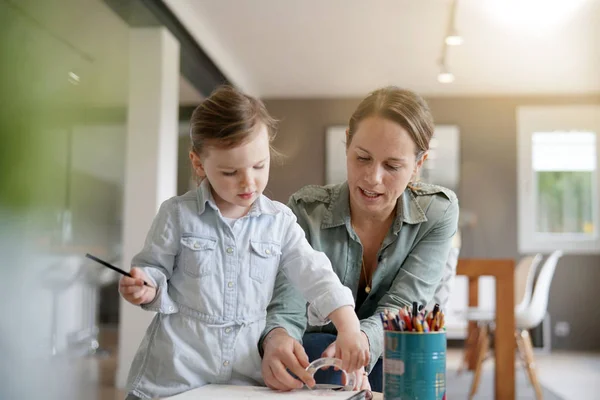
279,212,354,326
261,269,308,346
131,199,180,314
361,198,459,372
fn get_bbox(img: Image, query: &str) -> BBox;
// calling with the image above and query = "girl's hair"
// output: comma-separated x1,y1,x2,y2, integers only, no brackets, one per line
189,85,278,156
347,86,434,159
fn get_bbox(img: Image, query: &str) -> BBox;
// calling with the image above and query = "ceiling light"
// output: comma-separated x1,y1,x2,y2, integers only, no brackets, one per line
445,32,464,46
486,0,586,34
437,66,455,84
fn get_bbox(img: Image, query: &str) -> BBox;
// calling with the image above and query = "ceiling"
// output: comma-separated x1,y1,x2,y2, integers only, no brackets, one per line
164,0,600,98
10,0,202,107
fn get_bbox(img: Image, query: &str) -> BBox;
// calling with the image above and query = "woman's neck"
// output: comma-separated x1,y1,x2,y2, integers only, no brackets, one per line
349,203,395,232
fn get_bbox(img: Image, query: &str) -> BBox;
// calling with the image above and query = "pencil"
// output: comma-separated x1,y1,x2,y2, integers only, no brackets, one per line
346,389,369,400
85,253,153,287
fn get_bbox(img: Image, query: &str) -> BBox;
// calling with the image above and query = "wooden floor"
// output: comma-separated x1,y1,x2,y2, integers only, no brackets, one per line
84,326,600,400
93,326,126,400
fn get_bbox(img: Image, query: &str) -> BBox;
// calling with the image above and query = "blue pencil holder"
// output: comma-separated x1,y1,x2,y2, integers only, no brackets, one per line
383,331,447,400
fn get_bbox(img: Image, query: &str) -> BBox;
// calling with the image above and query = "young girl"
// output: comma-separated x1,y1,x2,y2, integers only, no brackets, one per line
119,86,369,399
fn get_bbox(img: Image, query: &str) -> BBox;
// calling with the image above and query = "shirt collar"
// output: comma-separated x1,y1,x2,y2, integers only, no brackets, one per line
196,179,218,215
321,182,428,232
195,179,280,217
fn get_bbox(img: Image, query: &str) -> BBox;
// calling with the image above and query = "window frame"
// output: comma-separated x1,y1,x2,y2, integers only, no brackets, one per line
517,105,600,254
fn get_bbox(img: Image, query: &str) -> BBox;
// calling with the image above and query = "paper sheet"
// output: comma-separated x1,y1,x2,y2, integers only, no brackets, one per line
163,384,362,399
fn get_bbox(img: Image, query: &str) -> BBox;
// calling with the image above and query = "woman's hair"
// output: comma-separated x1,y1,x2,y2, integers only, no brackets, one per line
347,86,434,158
189,85,278,156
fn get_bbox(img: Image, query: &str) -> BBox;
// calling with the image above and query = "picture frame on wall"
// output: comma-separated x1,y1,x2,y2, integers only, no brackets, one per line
325,126,348,185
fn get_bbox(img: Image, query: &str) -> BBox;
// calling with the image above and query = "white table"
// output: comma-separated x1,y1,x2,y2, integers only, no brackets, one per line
162,385,383,399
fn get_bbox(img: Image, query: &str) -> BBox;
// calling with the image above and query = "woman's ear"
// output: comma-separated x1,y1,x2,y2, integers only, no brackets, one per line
189,150,206,179
415,151,429,171
345,128,350,154
411,151,429,181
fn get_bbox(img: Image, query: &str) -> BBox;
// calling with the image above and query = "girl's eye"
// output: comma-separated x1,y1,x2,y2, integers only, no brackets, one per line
254,165,265,170
386,164,400,171
222,171,237,176
357,156,370,162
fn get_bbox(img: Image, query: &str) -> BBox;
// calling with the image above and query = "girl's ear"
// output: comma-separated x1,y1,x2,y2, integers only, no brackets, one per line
189,150,206,178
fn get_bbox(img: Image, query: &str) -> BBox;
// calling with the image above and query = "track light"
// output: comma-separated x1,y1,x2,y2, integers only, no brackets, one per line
437,65,455,84
445,31,464,46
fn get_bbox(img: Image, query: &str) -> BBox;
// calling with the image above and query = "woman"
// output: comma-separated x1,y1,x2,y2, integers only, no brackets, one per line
260,86,459,393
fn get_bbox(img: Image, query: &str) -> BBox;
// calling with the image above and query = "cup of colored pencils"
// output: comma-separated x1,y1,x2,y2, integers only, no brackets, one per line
380,302,445,333
382,302,447,400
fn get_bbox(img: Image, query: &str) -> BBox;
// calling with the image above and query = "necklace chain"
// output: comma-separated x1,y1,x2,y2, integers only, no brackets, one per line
360,257,372,294
353,221,373,294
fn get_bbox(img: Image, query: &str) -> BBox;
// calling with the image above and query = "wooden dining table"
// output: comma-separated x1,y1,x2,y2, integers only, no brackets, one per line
457,259,515,400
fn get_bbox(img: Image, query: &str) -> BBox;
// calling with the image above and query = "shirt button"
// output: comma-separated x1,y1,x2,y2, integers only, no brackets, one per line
225,327,232,333
223,361,230,366
228,281,234,288
193,242,201,249
226,247,234,254
168,306,175,312
265,249,271,255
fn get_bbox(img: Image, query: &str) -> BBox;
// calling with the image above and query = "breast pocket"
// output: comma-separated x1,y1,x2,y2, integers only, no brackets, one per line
180,236,217,278
249,240,281,283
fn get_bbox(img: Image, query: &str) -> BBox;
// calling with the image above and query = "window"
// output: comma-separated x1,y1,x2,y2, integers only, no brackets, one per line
518,106,600,254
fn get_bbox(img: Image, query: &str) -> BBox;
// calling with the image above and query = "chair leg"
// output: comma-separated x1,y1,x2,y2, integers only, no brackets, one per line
515,329,527,369
468,324,489,400
517,329,544,400
458,324,480,376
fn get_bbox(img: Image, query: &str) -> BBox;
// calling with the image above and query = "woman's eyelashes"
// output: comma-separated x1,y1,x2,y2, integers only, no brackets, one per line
356,155,401,172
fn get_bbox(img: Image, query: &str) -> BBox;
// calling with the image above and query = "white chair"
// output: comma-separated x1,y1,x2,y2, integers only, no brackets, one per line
457,254,542,374
426,247,460,312
68,256,120,356
466,250,563,400
460,253,543,324
515,250,562,330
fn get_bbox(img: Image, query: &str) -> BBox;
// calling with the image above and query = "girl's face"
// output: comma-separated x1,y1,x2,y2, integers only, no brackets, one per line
346,116,426,220
190,124,271,218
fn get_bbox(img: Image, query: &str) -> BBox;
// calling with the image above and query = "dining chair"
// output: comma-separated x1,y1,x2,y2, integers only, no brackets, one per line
466,250,563,400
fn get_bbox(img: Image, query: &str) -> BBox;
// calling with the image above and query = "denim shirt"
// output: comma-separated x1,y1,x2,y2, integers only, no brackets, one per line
262,181,459,373
127,179,354,397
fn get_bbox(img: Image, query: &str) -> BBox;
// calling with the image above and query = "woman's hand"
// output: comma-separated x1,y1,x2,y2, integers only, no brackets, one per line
118,267,156,305
261,328,316,391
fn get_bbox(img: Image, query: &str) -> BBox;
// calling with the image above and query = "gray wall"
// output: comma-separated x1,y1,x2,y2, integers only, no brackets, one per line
263,94,600,351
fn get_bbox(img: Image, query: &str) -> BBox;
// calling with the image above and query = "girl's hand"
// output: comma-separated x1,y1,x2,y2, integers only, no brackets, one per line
343,366,372,392
119,267,156,305
331,330,370,373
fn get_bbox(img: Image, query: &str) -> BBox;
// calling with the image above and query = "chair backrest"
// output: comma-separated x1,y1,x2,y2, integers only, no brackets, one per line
427,246,460,312
516,250,563,329
514,254,543,314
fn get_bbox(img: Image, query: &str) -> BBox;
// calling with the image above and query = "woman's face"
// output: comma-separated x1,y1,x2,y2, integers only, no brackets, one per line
346,116,426,219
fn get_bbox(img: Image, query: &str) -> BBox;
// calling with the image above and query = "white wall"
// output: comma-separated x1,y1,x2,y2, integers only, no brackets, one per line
116,27,181,389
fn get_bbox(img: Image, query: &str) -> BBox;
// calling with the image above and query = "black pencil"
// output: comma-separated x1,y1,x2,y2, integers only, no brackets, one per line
346,389,369,400
85,253,153,287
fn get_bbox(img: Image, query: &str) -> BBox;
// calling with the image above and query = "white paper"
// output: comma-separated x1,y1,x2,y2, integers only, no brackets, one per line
163,384,361,399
